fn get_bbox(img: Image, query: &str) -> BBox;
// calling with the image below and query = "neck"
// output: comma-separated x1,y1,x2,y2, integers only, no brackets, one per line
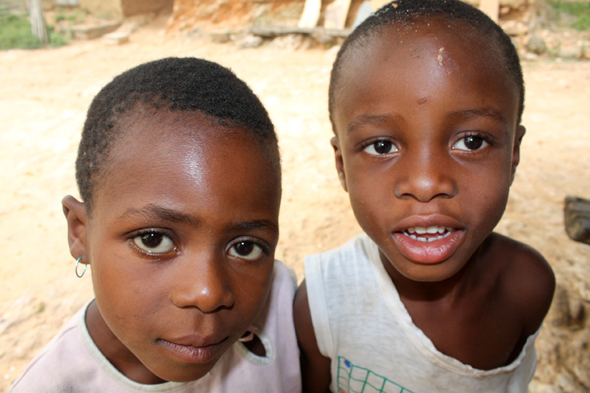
85,300,166,385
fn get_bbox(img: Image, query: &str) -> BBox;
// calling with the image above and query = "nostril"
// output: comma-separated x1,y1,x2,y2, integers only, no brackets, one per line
394,174,457,202
172,274,235,313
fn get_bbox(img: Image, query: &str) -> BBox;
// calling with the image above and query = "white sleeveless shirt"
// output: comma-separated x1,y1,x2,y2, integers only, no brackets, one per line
305,234,538,393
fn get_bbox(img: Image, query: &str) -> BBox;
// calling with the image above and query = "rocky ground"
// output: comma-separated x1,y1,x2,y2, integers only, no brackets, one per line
0,12,589,393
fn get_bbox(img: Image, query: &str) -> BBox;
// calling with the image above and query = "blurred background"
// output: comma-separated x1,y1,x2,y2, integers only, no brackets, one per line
0,0,589,391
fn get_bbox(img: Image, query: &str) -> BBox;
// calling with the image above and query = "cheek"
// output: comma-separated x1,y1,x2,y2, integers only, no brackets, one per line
461,170,511,235
234,264,274,318
347,179,389,234
91,253,162,332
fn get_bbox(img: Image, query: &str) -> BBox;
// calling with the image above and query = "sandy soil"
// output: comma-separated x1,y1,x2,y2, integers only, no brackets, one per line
0,17,589,392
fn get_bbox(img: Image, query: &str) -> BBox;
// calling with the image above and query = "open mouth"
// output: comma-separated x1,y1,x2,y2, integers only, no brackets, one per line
392,225,465,264
402,226,454,242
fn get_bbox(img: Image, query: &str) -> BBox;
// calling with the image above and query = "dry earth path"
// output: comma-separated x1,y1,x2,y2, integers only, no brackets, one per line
0,20,589,392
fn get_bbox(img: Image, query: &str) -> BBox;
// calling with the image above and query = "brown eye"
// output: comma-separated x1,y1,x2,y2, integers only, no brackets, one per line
364,140,398,155
453,135,488,151
228,241,264,261
464,136,484,150
133,233,175,253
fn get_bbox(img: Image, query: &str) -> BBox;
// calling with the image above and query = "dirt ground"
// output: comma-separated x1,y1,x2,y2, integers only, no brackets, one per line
0,15,589,393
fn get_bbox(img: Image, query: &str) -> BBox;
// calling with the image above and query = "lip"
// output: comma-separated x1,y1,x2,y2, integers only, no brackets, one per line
392,214,462,232
158,335,229,364
391,214,465,264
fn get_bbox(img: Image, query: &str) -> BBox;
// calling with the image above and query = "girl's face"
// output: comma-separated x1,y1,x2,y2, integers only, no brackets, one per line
74,112,280,382
331,22,523,283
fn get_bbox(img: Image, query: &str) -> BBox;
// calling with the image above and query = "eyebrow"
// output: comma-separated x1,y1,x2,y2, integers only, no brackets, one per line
232,220,278,233
120,205,201,226
346,114,401,134
119,205,278,233
346,107,508,134
447,107,508,123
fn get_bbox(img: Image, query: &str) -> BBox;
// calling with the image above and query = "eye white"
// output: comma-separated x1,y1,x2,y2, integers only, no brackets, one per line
133,233,175,253
364,140,398,155
228,241,264,261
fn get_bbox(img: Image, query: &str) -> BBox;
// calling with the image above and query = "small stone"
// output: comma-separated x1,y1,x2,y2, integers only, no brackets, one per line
185,27,202,40
550,285,570,327
238,34,263,49
13,346,26,359
103,32,130,45
559,45,582,59
569,299,585,327
210,31,231,44
500,20,529,36
527,35,547,55
268,34,305,50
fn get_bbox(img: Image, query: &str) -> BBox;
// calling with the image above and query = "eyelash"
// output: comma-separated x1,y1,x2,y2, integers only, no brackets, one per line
359,137,399,156
358,132,495,154
127,230,271,262
227,237,270,263
128,228,178,258
452,131,495,151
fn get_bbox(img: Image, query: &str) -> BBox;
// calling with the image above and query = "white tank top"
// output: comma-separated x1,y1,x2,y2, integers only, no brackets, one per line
305,234,538,393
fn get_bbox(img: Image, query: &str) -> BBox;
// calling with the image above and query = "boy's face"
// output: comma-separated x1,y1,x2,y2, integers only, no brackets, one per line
331,22,524,283
83,112,280,381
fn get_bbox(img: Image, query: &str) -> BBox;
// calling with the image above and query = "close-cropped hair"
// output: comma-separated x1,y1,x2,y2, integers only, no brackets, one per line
328,0,525,132
76,57,279,215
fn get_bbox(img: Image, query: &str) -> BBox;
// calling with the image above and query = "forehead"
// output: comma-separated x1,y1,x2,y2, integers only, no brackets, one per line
334,20,519,135
93,111,280,217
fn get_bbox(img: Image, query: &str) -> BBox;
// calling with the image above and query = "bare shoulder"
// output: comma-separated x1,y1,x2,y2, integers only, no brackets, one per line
293,280,332,393
293,280,315,349
487,233,556,335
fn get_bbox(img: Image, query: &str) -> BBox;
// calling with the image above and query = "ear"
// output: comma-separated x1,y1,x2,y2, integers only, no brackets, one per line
330,136,348,192
510,125,526,184
62,195,89,264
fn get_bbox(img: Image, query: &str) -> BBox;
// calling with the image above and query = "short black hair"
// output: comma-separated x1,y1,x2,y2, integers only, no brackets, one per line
328,0,524,131
76,57,279,214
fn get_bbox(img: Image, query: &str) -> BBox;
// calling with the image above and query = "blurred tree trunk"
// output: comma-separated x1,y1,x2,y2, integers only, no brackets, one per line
28,0,48,45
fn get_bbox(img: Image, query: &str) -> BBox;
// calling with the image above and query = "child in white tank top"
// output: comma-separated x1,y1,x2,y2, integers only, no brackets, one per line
294,1,555,392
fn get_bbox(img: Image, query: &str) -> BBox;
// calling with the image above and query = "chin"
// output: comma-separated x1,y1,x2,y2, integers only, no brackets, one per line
158,368,211,384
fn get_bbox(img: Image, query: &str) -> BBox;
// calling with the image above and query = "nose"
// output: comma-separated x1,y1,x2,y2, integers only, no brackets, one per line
393,149,457,202
171,254,235,313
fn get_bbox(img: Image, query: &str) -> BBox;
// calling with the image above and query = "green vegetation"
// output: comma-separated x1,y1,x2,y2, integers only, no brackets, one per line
573,13,590,30
0,9,70,50
0,11,44,49
49,28,70,47
549,0,590,30
54,7,87,24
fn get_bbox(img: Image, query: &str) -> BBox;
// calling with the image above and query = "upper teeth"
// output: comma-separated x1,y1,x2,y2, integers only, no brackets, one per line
407,226,449,234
